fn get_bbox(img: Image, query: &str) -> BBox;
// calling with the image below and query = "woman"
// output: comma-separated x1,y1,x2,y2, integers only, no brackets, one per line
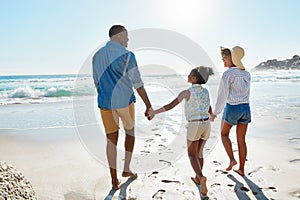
212,46,251,176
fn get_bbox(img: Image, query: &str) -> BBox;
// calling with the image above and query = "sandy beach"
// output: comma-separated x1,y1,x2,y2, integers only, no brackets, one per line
1,114,299,200
1,71,300,199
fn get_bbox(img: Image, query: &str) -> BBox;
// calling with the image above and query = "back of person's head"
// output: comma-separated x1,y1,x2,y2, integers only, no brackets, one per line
191,66,214,84
109,25,127,38
220,47,231,57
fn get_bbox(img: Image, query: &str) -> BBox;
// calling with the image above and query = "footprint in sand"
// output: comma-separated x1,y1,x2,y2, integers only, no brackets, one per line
148,171,159,177
240,186,250,192
213,161,221,166
247,166,263,176
290,189,300,198
159,159,172,166
140,150,150,154
289,159,300,163
263,186,277,192
211,183,222,193
161,180,181,184
158,144,167,148
152,189,166,199
215,170,228,175
182,190,195,199
265,165,280,172
288,137,300,144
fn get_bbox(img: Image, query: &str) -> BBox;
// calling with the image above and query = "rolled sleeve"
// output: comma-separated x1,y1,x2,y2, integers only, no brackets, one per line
92,56,99,89
126,52,144,89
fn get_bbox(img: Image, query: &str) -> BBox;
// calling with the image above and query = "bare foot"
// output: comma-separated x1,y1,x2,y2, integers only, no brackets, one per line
122,171,138,179
234,169,245,176
200,176,208,196
226,160,237,171
112,179,120,190
191,176,201,185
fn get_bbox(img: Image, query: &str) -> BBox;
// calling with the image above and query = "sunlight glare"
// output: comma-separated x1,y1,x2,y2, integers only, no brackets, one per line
159,0,208,28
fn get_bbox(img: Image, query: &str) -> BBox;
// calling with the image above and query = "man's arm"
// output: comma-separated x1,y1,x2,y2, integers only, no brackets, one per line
136,86,152,119
92,54,99,93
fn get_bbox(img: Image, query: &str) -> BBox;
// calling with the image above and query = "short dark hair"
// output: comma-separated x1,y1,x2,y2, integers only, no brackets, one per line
191,66,214,84
109,25,126,37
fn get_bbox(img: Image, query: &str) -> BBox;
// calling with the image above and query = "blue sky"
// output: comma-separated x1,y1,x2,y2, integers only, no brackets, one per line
1,0,299,74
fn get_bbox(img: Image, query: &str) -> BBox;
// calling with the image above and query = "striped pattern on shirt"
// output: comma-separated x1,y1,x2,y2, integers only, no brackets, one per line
214,67,251,115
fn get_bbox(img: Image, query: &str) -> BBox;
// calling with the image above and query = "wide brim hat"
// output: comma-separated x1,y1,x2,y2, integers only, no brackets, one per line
231,46,245,70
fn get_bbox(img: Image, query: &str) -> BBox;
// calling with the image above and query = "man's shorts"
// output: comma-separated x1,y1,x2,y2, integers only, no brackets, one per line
100,103,135,134
186,120,211,141
222,103,251,126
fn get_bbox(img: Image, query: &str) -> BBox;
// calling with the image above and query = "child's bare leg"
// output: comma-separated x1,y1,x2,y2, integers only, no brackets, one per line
197,139,206,170
200,176,208,196
187,140,203,182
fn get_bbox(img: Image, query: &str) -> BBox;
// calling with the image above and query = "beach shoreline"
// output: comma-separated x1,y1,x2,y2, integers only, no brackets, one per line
1,71,300,199
1,115,299,200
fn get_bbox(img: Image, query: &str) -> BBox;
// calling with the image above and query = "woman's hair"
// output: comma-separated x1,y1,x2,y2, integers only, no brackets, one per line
191,66,214,84
220,47,231,56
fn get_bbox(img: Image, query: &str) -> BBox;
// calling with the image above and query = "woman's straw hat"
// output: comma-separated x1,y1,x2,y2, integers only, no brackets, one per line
231,46,245,70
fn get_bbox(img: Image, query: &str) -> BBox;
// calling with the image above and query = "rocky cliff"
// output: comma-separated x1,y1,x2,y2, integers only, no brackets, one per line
254,55,300,70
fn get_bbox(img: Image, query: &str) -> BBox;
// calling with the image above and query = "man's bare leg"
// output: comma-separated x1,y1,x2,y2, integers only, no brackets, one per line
106,131,119,189
122,128,137,178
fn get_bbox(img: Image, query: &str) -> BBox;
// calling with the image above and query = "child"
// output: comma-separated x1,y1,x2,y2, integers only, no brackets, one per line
148,66,214,196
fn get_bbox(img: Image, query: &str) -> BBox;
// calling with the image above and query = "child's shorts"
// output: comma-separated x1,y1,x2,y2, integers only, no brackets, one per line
186,120,210,141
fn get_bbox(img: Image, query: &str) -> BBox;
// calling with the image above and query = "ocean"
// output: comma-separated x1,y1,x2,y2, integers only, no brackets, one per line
1,70,299,174
0,70,299,134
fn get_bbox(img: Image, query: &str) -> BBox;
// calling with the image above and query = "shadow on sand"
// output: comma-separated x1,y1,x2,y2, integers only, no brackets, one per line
104,176,137,200
227,174,269,200
243,176,269,200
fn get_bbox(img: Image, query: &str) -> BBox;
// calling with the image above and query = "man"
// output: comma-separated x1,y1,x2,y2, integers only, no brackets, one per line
92,25,152,190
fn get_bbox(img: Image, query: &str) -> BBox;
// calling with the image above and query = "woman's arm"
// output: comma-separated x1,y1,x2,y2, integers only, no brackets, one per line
213,73,230,116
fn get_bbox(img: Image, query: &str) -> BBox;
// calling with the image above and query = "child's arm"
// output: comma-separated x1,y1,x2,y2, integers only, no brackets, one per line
208,106,217,121
208,106,212,115
149,90,190,116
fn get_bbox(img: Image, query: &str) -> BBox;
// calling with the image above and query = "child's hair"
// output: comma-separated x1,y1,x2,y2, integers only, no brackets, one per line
191,66,214,84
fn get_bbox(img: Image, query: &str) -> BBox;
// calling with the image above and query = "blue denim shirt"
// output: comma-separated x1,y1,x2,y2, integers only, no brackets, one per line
92,41,144,109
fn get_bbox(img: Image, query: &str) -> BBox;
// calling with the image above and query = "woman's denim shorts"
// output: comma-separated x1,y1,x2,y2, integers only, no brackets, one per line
222,103,251,125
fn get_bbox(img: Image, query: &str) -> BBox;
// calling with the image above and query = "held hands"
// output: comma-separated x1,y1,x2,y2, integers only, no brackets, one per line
145,107,154,120
210,113,217,122
148,109,156,119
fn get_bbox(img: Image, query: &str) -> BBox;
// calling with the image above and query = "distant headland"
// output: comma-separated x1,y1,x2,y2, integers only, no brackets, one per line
253,55,300,70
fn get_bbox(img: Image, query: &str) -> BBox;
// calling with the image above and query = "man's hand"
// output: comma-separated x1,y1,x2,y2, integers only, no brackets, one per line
145,107,154,120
